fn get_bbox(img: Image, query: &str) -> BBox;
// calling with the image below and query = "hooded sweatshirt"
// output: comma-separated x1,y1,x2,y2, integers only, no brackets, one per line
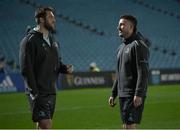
19,30,68,95
112,32,150,98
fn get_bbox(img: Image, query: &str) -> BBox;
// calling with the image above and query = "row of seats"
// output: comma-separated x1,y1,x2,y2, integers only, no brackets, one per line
0,0,179,72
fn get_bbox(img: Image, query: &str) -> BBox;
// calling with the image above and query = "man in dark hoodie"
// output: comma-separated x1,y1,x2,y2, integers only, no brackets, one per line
19,6,73,129
108,15,150,129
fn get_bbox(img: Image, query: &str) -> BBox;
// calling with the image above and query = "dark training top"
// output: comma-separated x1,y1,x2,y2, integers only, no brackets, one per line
19,30,68,95
112,33,150,98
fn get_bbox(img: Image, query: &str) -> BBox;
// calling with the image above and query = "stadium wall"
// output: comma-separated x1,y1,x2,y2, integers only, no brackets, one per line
59,71,115,89
0,69,180,93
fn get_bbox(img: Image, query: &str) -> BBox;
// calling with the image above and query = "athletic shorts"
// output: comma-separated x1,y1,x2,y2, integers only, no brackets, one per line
119,97,145,124
27,94,56,122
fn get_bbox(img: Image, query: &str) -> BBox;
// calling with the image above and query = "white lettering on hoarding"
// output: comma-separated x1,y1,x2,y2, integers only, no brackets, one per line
161,74,180,81
0,75,14,87
74,76,105,86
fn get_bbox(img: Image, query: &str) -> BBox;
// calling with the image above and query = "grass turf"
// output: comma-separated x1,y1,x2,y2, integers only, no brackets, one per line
0,84,180,129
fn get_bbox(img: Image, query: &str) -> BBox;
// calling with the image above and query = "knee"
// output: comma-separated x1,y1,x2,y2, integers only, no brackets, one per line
38,119,52,129
123,124,136,129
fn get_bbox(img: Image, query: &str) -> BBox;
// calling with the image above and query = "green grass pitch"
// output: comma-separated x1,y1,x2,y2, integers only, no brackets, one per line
0,84,180,129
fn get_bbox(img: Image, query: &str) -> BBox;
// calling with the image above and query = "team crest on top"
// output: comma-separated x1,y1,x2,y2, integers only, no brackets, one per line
42,43,47,50
125,48,130,53
52,42,58,48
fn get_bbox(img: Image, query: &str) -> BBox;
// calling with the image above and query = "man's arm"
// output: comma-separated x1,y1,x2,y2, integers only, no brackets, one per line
112,75,118,99
19,37,38,96
54,40,73,74
58,58,68,73
134,40,149,97
109,72,118,107
58,58,73,74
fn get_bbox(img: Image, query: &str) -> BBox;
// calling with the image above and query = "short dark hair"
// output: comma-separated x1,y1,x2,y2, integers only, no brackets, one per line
35,6,54,24
120,15,137,32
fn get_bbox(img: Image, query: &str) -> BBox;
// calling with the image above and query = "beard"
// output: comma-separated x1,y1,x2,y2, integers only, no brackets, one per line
118,30,125,38
118,30,129,38
118,31,123,37
44,20,56,34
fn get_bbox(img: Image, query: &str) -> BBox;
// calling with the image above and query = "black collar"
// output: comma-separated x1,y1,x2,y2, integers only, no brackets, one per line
123,33,138,44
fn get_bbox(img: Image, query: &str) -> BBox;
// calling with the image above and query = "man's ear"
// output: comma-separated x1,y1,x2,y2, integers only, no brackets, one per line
129,23,134,32
129,23,133,29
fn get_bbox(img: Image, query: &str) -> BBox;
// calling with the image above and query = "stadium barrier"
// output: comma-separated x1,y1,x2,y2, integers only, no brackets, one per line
60,69,180,88
0,73,25,93
59,71,115,89
150,69,180,85
1,69,180,93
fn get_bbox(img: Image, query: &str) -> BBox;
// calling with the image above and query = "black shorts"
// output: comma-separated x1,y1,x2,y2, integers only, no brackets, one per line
119,97,145,125
27,94,56,122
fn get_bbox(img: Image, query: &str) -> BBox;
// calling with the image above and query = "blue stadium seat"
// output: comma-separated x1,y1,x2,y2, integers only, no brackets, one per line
0,0,179,71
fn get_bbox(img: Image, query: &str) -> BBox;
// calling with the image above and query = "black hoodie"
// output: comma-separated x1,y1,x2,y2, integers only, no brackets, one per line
19,30,68,95
112,32,150,98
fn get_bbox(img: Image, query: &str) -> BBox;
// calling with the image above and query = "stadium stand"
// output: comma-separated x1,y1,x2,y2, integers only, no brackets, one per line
0,0,179,72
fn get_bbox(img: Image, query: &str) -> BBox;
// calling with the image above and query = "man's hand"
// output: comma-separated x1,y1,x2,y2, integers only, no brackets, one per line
108,96,116,107
133,96,142,107
67,64,73,73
